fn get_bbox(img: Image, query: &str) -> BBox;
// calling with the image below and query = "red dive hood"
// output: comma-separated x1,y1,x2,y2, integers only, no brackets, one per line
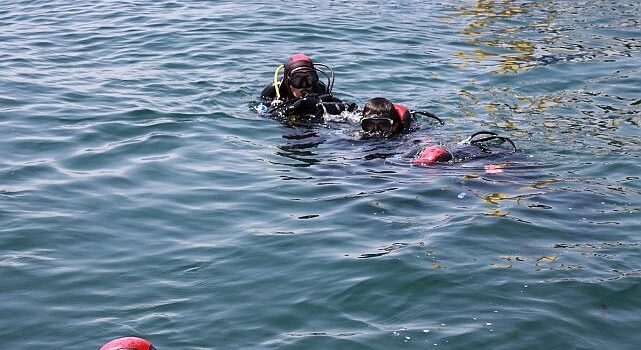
413,146,452,165
289,53,312,64
285,53,315,72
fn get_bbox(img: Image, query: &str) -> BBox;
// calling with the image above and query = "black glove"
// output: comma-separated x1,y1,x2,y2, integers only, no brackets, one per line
278,95,321,119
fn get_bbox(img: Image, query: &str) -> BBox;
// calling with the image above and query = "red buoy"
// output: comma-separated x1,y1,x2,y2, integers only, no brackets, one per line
100,337,155,350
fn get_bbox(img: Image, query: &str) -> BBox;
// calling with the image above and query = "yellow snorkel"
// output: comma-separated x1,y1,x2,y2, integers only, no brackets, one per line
271,64,284,106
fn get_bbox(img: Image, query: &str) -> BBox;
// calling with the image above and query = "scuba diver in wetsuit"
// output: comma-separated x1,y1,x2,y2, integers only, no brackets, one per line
259,53,356,122
357,97,516,165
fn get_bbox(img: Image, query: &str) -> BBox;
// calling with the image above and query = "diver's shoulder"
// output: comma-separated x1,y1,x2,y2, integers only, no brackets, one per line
261,83,277,98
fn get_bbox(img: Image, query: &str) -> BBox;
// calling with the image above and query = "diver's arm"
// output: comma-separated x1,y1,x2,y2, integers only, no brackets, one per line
260,83,277,105
318,94,358,115
262,95,322,120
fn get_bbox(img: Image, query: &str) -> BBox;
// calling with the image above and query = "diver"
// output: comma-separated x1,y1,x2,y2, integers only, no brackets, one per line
259,53,355,123
412,131,517,166
359,97,444,138
100,336,156,350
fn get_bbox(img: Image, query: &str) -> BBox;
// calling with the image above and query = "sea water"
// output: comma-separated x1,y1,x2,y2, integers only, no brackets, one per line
1,1,640,349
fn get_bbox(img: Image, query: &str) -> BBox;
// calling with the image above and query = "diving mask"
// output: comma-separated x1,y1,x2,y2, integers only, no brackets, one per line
288,67,319,89
361,114,395,134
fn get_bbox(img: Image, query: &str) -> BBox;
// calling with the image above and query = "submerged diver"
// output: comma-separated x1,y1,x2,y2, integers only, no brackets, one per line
259,53,355,122
359,97,443,137
357,98,516,165
412,131,517,166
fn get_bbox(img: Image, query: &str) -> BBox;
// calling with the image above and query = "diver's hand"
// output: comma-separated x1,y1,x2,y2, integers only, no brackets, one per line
288,95,322,117
318,101,358,115
316,93,358,114
346,102,358,112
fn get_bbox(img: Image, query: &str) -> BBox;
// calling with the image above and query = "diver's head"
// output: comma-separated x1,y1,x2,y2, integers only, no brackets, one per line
360,97,401,137
284,53,319,98
100,337,156,350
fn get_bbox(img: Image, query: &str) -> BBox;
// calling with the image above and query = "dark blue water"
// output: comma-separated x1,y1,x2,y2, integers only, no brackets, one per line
1,1,640,349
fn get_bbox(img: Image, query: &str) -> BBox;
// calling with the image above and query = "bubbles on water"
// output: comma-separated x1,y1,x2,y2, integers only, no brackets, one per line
324,110,361,124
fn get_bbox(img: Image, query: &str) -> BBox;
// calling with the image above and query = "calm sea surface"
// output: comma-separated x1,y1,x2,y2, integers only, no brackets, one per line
1,1,640,349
